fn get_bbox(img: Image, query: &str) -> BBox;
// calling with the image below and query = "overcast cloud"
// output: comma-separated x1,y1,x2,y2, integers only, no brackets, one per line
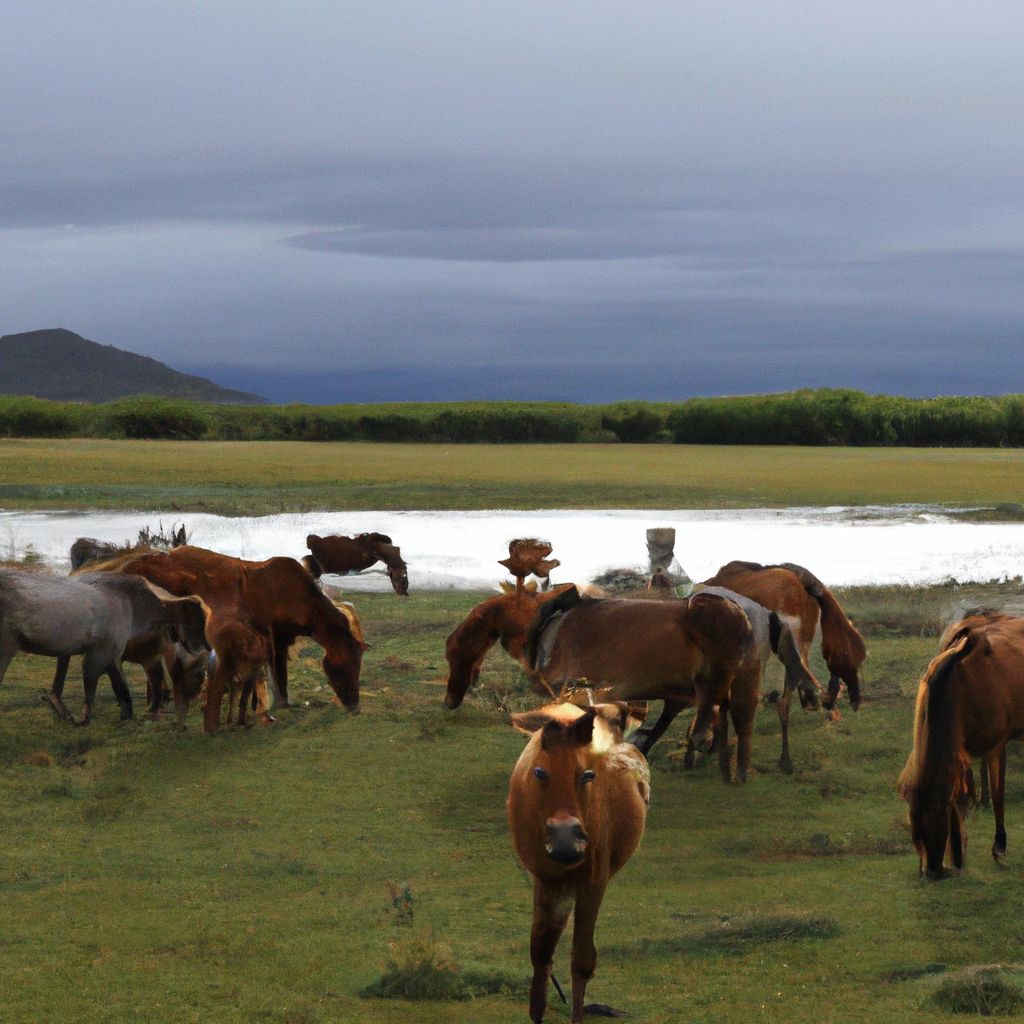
2,1,1022,401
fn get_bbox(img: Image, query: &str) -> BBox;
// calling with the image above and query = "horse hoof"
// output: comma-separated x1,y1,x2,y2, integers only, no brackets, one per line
992,846,1007,863
779,758,793,775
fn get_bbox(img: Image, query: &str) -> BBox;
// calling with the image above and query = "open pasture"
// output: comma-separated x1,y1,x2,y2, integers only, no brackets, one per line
2,438,1024,513
4,584,1024,1023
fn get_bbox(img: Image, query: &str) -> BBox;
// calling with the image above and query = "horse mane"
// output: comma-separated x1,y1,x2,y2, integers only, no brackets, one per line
72,547,164,575
302,553,324,579
330,600,366,648
766,561,867,666
897,631,976,807
524,585,583,669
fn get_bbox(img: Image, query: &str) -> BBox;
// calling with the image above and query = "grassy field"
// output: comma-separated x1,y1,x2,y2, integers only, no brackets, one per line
4,583,1024,1023
2,438,1024,513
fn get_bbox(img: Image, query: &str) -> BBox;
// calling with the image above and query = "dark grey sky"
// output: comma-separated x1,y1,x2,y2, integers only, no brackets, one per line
3,2,1022,401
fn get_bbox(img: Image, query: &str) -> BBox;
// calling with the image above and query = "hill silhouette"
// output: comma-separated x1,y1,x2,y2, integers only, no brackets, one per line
0,328,264,404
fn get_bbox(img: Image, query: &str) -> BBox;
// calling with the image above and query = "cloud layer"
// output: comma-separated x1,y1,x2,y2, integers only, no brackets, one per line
3,2,1023,400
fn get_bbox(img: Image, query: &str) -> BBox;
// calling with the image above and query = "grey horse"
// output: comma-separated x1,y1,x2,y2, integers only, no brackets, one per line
0,569,206,724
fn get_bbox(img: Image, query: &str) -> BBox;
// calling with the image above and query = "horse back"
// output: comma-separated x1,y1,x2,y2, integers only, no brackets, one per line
955,617,1024,753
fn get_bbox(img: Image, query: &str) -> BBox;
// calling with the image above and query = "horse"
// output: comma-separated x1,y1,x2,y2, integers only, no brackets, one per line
898,613,1024,878
0,568,205,724
507,702,648,1023
703,561,865,709
85,546,365,731
442,584,579,709
305,533,409,596
524,589,755,781
50,568,209,721
690,585,822,776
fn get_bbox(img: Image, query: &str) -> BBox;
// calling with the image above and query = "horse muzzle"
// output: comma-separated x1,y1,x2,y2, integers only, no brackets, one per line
544,818,587,865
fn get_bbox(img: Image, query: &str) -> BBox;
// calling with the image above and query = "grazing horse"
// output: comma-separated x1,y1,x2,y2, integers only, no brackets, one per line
508,702,648,1024
87,546,365,731
443,584,578,709
703,561,866,709
692,585,821,776
898,613,1024,878
525,589,754,779
0,569,205,724
305,533,409,596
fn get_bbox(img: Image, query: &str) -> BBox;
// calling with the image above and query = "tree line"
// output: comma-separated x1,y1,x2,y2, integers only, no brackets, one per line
3,389,1024,446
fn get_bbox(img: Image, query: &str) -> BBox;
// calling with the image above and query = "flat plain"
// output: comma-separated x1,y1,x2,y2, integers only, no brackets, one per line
4,440,1024,1022
2,438,1024,512
3,582,1024,1024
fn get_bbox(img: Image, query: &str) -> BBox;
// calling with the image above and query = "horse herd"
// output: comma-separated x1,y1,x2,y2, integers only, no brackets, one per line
2,529,1023,1022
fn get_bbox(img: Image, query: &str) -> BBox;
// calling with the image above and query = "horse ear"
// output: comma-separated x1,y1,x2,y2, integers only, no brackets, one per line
511,708,560,734
572,709,596,746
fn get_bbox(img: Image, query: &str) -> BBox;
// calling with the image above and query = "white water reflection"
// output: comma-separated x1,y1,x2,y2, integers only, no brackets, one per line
1,506,1022,591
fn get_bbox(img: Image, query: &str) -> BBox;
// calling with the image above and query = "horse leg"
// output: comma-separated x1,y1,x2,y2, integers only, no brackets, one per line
80,664,101,726
632,699,686,756
980,755,992,810
715,697,732,783
529,878,573,1024
204,659,230,733
730,697,757,784
570,883,607,1024
992,746,1008,862
776,686,794,774
107,663,134,721
45,654,75,721
144,660,165,716
272,633,290,706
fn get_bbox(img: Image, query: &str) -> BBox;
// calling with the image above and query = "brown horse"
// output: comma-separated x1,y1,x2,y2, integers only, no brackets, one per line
88,546,365,731
443,584,578,709
507,702,648,1024
898,613,1024,878
523,589,754,780
703,561,866,709
305,533,409,596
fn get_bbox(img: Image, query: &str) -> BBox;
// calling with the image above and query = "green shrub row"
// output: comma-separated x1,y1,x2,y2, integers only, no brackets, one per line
3,390,1024,445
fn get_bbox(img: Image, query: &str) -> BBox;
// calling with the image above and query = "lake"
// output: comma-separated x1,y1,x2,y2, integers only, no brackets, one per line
2,505,1022,591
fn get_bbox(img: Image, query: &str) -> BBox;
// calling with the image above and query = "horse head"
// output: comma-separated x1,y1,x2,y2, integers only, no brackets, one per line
377,543,409,596
320,602,366,712
510,707,603,867
822,629,867,711
903,754,974,880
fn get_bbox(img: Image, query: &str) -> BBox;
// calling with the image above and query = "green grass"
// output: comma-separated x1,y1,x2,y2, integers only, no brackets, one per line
4,584,1024,1022
3,439,1024,513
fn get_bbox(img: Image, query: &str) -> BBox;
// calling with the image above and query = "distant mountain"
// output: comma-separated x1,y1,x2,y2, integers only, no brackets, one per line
0,328,265,404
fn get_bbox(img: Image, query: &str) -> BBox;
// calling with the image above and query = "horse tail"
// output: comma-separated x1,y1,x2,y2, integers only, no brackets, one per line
684,591,755,667
898,631,975,806
524,585,581,670
768,611,782,654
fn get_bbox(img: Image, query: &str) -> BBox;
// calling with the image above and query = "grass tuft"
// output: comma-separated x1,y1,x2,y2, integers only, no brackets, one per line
360,932,523,1001
933,968,1024,1015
